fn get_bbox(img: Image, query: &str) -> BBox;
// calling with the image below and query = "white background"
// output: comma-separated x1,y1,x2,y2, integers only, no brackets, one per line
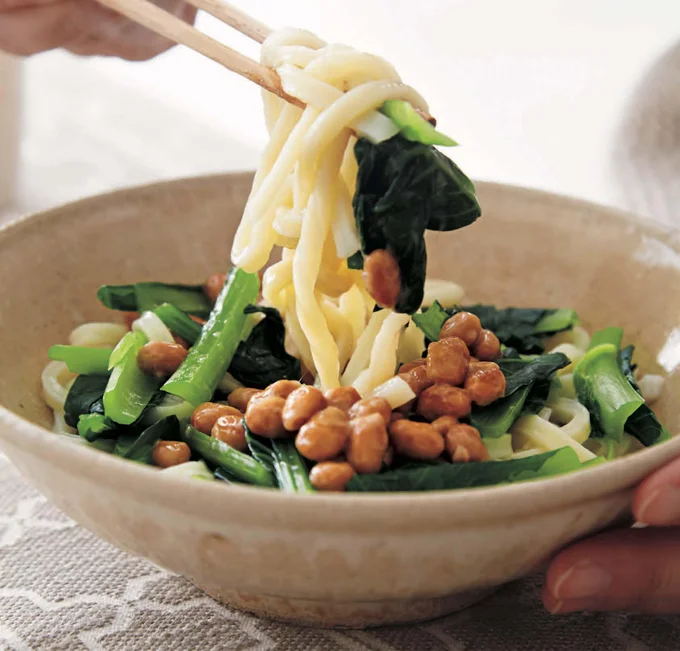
6,0,680,220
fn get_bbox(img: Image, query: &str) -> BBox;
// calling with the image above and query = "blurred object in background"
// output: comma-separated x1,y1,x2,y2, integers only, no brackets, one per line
611,41,680,227
9,0,680,223
0,53,20,212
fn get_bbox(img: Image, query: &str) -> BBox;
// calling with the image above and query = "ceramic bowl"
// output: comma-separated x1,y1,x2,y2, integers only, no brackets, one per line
1,174,679,628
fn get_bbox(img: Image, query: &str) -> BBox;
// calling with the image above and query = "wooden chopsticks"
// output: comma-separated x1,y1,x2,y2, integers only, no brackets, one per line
95,0,435,122
185,0,270,44
95,0,304,106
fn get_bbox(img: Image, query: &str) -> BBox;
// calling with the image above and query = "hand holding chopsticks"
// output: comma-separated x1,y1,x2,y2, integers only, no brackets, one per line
94,0,304,107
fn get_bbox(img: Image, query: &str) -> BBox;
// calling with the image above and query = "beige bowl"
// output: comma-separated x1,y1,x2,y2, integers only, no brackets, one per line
1,174,679,628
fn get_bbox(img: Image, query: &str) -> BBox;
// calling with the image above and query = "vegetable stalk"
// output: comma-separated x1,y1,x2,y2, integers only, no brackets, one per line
182,425,275,487
48,345,112,375
104,332,160,425
271,440,314,493
153,303,203,345
573,343,644,441
97,282,212,317
162,268,259,406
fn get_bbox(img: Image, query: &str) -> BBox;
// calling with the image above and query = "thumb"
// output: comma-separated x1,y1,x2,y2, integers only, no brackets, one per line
543,527,680,614
633,455,680,526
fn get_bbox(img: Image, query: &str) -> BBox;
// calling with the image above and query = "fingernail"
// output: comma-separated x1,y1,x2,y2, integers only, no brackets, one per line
553,560,612,600
544,595,565,614
637,485,680,525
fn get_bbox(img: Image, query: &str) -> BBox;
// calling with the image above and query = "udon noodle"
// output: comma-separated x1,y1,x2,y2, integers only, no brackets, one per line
232,28,433,392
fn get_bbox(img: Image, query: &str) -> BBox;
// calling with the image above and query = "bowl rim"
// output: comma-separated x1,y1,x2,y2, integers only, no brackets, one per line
1,174,679,529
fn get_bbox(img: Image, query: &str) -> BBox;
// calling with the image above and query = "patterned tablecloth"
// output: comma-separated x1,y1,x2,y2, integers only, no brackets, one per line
3,457,680,651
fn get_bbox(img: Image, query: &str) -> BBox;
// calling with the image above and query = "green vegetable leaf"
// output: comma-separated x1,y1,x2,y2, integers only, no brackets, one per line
64,374,110,427
381,100,457,147
470,385,532,438
353,135,481,313
228,306,301,390
499,352,570,396
469,369,557,439
96,284,137,312
617,344,669,446
97,282,212,318
89,438,116,453
411,302,578,352
347,447,583,492
522,379,553,415
116,415,180,464
77,413,117,442
113,434,138,457
462,305,579,354
412,300,449,342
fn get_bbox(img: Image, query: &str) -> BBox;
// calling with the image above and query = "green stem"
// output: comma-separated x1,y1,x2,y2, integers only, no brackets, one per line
48,345,112,374
109,330,146,369
98,282,212,317
104,334,160,425
153,303,203,344
534,309,579,334
588,326,623,350
381,100,457,147
470,385,531,438
77,413,116,442
162,268,259,406
123,416,180,464
182,425,275,487
271,440,315,493
573,343,644,441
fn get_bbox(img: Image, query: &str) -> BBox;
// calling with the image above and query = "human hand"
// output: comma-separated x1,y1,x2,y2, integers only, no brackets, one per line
0,0,196,60
543,455,680,614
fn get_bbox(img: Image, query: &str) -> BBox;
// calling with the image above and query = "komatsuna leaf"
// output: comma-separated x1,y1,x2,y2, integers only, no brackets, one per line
64,373,111,427
469,385,531,438
617,344,670,446
411,302,578,352
97,282,212,317
77,413,117,442
353,135,481,313
227,306,301,390
462,305,579,354
498,352,570,396
116,415,181,464
469,373,559,439
574,344,644,443
347,447,583,492
411,300,449,342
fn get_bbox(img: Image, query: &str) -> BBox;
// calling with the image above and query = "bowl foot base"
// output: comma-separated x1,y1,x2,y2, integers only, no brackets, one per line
198,584,497,629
